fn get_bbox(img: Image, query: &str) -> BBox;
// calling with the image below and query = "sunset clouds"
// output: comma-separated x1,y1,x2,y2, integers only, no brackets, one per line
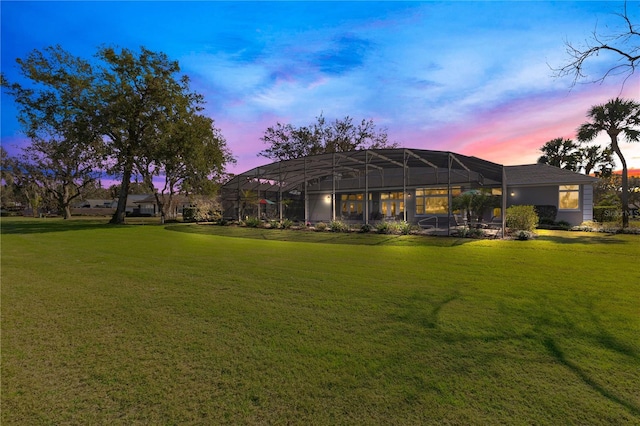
2,1,639,175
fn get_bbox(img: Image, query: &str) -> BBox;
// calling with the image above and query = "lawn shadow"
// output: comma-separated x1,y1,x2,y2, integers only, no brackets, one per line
535,234,627,245
165,224,478,247
2,217,122,235
543,337,640,416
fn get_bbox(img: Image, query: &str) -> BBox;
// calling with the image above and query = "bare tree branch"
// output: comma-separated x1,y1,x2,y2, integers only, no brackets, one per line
552,2,639,87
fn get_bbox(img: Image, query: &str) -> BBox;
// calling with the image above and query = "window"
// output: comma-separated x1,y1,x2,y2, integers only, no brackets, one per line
559,185,579,210
341,193,364,217
415,187,460,215
380,192,405,218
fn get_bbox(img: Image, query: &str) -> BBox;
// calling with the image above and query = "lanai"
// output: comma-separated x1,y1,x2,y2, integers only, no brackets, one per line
221,148,506,234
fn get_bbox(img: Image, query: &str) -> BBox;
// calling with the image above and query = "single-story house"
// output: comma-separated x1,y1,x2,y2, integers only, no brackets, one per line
74,199,118,209
504,163,597,225
221,149,598,233
133,194,190,217
72,194,155,216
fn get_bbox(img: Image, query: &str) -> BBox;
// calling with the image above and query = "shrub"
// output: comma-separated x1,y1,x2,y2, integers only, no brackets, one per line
244,217,261,228
455,227,485,238
360,223,373,233
538,217,556,226
534,205,558,223
593,206,620,222
506,205,538,232
314,222,327,231
329,220,349,232
398,221,412,235
375,221,391,234
513,230,536,240
182,207,197,222
280,219,293,229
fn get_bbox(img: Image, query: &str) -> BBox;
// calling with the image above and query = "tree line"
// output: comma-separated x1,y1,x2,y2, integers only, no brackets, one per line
1,46,234,223
1,46,397,223
538,97,640,227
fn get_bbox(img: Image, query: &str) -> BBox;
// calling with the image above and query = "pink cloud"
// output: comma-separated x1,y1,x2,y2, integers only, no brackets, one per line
389,81,640,169
215,113,287,175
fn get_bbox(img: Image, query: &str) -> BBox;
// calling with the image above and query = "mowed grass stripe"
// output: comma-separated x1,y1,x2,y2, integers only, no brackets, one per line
1,218,639,424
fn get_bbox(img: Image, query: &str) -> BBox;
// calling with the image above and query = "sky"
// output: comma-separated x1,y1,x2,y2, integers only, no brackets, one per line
2,1,639,177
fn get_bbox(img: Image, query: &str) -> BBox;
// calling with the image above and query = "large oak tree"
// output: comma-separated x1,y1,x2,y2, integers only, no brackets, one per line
1,46,102,219
3,45,234,223
259,114,396,161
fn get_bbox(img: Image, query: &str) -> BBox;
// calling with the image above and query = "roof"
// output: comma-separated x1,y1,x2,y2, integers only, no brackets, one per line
222,148,505,193
134,194,189,204
505,164,598,186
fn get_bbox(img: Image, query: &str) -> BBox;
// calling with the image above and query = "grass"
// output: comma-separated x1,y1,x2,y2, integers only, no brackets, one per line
2,217,639,424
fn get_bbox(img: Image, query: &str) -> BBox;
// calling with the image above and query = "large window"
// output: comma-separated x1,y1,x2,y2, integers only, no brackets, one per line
559,185,579,210
380,192,405,218
415,187,461,215
341,193,364,218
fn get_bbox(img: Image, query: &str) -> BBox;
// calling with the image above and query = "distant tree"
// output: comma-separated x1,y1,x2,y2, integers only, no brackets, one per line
553,2,639,86
19,138,102,219
593,174,622,207
1,153,49,216
259,113,397,161
593,173,640,213
580,145,615,176
139,111,234,223
537,138,582,171
578,97,640,228
1,46,103,219
80,180,111,200
1,148,27,211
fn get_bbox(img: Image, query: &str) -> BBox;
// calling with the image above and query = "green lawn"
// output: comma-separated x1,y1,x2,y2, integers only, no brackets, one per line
2,217,639,424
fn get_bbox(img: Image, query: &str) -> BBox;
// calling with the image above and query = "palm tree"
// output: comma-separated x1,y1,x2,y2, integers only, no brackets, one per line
580,145,614,177
578,98,640,228
537,137,581,171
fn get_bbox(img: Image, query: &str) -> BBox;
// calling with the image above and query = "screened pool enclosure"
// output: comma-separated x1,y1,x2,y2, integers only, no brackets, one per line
221,149,507,235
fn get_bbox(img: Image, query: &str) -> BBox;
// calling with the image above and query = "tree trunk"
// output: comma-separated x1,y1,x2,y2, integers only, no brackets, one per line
610,136,629,228
110,166,132,224
61,185,72,220
153,192,166,224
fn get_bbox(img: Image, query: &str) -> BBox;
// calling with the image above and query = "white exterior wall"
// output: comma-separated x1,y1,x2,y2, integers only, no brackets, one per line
308,193,333,223
582,185,594,222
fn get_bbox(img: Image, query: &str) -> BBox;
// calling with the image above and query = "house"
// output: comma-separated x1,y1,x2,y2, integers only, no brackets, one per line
504,164,598,224
133,194,190,217
71,194,152,216
74,199,117,209
221,148,598,232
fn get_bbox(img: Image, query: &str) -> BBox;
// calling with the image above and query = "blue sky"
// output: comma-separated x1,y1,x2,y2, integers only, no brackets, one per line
2,1,639,175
